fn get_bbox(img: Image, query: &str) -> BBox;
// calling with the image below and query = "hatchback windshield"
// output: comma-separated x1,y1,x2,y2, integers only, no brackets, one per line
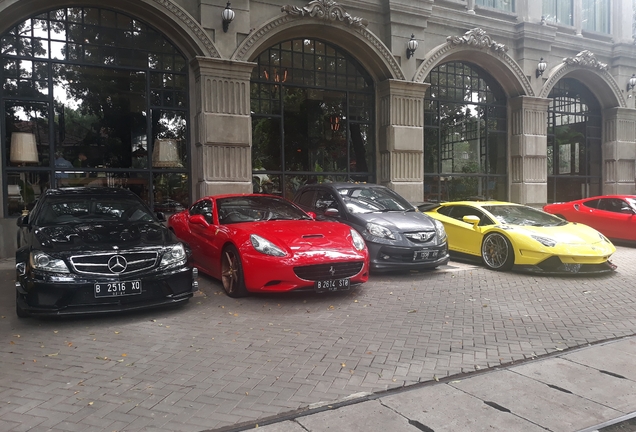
484,205,567,227
337,187,415,214
217,196,311,224
36,196,156,225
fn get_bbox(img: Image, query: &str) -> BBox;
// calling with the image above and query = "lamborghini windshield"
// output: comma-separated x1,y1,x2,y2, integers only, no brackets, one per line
483,205,567,227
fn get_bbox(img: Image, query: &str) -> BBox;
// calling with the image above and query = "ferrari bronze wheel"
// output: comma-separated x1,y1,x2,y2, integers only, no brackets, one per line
221,245,248,298
481,232,514,271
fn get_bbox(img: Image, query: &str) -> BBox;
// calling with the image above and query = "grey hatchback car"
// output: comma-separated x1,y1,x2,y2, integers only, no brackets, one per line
294,183,449,272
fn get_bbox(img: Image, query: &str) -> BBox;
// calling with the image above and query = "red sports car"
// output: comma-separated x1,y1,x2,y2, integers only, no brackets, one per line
543,195,636,242
168,194,369,297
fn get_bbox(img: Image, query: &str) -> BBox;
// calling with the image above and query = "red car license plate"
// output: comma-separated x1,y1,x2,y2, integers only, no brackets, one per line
315,278,350,292
95,281,142,298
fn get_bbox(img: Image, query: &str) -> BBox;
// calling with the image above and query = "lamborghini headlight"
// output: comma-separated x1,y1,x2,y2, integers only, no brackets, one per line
433,220,447,244
531,235,557,247
161,244,187,266
598,232,610,243
366,222,395,240
30,252,70,273
250,234,286,257
350,229,366,251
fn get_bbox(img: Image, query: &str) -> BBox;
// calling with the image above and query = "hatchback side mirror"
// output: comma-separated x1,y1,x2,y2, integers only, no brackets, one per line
324,208,340,218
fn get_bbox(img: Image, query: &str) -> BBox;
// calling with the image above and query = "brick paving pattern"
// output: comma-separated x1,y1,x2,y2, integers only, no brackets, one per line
1,246,635,431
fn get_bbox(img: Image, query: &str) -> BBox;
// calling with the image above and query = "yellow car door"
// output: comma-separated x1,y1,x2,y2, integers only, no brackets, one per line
428,205,490,257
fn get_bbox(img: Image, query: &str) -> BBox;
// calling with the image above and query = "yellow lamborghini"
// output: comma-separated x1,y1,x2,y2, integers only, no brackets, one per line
423,201,616,274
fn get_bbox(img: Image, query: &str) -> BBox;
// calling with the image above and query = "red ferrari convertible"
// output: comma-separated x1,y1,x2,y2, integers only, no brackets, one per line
543,195,636,242
168,194,369,297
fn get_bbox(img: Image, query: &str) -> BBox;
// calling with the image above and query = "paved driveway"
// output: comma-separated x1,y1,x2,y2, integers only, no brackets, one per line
1,247,636,432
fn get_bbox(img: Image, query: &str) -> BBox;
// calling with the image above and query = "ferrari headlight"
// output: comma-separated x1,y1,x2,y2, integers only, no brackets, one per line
161,244,187,266
366,222,395,240
531,235,557,247
30,252,69,273
250,234,286,257
350,229,366,251
433,220,447,244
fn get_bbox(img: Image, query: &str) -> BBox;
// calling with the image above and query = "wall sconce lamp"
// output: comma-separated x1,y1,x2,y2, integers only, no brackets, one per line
536,58,547,78
10,132,39,215
222,2,235,33
627,74,636,92
406,34,418,60
152,139,182,168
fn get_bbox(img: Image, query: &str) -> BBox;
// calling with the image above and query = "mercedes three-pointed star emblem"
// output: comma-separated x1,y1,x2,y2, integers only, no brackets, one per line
108,255,128,274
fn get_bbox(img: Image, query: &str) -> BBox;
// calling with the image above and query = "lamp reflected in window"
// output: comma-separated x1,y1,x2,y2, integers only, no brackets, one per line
152,139,182,168
10,132,39,215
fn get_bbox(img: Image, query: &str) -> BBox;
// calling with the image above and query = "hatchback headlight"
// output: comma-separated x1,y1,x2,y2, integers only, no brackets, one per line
366,222,395,240
30,252,69,273
160,244,187,266
433,220,447,244
350,229,366,251
251,234,286,257
531,235,556,247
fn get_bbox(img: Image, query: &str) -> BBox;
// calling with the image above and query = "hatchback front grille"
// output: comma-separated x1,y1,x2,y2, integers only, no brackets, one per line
70,251,159,275
404,231,435,243
293,262,364,281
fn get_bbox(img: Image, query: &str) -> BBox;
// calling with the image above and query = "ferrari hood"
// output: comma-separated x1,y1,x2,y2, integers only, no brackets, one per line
35,222,169,251
246,220,359,253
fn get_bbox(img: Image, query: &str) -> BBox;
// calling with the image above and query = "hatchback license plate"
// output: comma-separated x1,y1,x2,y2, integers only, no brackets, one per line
95,280,142,298
414,250,437,261
315,278,350,292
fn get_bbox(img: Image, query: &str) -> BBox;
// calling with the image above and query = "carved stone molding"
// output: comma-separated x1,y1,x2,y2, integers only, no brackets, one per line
415,30,532,96
446,28,508,53
151,0,220,58
281,0,368,28
563,50,608,71
233,13,403,80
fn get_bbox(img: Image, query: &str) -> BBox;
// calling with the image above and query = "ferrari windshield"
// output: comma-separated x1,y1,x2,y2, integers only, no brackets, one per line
483,205,567,227
338,187,415,214
217,196,311,224
35,196,155,225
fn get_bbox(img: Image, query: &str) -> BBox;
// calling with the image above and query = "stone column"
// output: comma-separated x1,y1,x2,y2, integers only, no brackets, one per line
191,57,256,199
509,96,551,205
602,107,636,195
377,80,429,203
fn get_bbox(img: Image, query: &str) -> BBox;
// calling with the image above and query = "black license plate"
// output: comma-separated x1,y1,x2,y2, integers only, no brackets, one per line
95,280,142,298
315,278,350,292
414,250,437,261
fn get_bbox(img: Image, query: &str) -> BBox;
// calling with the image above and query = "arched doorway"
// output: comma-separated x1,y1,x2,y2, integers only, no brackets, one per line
1,7,190,216
423,61,508,201
250,38,375,199
547,78,602,203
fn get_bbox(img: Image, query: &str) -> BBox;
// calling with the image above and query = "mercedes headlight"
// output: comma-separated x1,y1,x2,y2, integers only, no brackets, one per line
350,229,366,251
30,252,69,273
366,222,395,240
531,235,556,247
250,234,286,257
161,244,187,266
433,220,447,244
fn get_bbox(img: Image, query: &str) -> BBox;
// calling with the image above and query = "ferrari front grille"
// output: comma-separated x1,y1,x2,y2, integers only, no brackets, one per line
293,262,364,281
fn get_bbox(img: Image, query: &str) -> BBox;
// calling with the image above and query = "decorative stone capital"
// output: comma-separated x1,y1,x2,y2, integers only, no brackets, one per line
563,50,608,71
281,0,368,28
446,28,508,53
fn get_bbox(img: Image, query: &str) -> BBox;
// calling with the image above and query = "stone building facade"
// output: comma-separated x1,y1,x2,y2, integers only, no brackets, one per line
1,0,635,257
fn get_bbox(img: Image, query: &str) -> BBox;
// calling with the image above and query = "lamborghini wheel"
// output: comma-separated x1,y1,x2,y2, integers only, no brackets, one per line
481,232,514,271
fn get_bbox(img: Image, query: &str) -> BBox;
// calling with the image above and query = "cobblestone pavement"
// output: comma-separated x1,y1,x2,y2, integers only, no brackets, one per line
1,246,636,432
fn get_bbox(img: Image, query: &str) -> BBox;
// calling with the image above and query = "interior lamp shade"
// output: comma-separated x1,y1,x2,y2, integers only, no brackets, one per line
152,139,182,168
10,132,39,164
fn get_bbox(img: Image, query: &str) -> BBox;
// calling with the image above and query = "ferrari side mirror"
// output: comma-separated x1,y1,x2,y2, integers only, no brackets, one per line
189,214,209,226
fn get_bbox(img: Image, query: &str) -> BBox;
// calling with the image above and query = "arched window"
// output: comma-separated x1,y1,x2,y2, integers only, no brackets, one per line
250,38,374,198
547,78,602,203
2,7,189,216
424,62,507,202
